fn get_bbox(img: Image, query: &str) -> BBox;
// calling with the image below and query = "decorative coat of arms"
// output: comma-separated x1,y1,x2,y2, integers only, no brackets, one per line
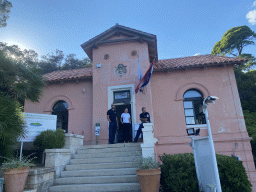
114,64,127,75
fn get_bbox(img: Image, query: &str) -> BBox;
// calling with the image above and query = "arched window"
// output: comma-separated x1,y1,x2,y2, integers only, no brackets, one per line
52,100,69,133
183,89,206,125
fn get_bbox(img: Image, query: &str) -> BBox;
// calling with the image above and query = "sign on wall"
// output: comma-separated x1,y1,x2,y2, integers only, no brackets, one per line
20,113,57,142
95,123,100,135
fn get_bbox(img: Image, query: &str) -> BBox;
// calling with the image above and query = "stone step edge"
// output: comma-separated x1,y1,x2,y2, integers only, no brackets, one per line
55,175,138,182
72,156,141,160
74,152,142,155
69,161,138,165
62,167,137,173
50,182,140,187
75,152,142,156
66,162,136,166
76,149,142,154
70,156,141,161
79,143,141,149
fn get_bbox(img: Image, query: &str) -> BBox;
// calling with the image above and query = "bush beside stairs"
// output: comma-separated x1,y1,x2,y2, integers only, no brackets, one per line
48,143,142,192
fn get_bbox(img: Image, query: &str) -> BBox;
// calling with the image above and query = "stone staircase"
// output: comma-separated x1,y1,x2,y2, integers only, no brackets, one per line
48,143,142,192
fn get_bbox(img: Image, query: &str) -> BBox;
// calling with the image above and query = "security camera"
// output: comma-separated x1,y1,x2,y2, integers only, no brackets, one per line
207,96,219,101
204,96,219,104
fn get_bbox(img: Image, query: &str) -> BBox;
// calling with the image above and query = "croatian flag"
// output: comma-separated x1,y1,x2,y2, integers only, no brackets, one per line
135,61,154,93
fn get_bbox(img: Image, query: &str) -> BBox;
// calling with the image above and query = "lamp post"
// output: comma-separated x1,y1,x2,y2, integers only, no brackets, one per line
202,96,222,192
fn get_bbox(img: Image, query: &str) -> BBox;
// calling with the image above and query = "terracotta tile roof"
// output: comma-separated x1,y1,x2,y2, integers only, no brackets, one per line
43,55,246,82
43,67,92,82
154,55,246,71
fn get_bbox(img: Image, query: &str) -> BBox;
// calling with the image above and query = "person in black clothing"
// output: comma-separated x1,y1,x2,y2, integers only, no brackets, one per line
134,107,150,142
107,104,118,144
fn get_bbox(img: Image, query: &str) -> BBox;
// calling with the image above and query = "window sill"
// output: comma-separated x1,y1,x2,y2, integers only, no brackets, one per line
186,124,207,129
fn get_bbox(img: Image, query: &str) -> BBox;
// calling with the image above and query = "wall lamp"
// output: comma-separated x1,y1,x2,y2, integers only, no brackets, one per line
187,128,200,136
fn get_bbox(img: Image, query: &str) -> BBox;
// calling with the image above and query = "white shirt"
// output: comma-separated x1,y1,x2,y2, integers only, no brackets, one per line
121,113,130,123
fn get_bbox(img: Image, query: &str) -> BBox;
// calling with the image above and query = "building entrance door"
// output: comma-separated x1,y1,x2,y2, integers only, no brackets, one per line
108,85,136,143
115,104,132,143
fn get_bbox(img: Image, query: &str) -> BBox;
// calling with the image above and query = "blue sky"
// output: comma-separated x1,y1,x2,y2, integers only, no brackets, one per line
0,0,255,61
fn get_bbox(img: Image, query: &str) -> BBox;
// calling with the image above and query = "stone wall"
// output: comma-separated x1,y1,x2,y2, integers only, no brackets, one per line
24,167,55,192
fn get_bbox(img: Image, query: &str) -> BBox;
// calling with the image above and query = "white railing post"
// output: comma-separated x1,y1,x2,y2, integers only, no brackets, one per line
141,123,158,158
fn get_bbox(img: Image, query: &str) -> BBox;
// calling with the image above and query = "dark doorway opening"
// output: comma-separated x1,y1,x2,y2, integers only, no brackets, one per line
52,100,69,133
115,104,132,143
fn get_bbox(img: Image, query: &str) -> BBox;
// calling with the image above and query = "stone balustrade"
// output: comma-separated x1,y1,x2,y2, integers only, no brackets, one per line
24,167,55,192
44,149,71,179
141,123,158,158
62,133,84,155
44,133,84,178
22,133,84,191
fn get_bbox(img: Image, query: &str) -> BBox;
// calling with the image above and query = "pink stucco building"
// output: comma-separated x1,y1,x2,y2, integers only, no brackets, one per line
25,24,256,189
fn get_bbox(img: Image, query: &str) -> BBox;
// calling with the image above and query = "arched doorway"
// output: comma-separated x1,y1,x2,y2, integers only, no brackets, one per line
52,100,69,133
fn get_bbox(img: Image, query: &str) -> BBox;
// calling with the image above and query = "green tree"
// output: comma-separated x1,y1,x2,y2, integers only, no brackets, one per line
0,42,92,75
211,26,256,71
211,26,256,56
0,50,45,106
234,69,256,112
211,26,256,111
0,50,44,164
62,54,91,70
0,0,12,27
39,49,64,74
0,95,25,164
40,50,92,74
243,110,256,166
0,42,41,73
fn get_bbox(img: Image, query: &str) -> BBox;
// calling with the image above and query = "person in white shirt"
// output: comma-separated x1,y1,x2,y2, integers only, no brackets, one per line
120,108,131,143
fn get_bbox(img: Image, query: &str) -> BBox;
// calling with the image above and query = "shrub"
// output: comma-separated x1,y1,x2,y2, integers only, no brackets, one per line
159,153,198,192
33,129,65,151
159,153,252,192
217,154,252,192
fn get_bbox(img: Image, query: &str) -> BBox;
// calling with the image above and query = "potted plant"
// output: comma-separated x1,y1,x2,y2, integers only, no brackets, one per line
1,154,35,192
135,157,161,192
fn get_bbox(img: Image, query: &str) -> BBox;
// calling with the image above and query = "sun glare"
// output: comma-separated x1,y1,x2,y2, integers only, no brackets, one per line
11,55,16,59
6,41,28,51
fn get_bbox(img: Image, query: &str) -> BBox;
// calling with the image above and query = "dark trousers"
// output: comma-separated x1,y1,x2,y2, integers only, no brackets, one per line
134,123,144,142
122,123,131,142
109,122,117,144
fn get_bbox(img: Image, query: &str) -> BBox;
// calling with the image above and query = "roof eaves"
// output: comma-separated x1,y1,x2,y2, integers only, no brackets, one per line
45,75,92,83
153,60,242,72
81,24,156,49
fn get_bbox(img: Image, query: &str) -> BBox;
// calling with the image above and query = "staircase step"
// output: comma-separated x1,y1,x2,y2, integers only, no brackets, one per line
54,175,138,185
61,168,137,177
49,183,140,192
74,151,142,159
70,156,139,165
76,146,141,154
79,143,141,149
65,162,137,171
50,144,142,192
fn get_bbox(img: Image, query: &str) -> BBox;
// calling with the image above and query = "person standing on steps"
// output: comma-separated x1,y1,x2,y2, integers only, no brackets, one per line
120,108,131,143
107,104,118,144
134,107,150,142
